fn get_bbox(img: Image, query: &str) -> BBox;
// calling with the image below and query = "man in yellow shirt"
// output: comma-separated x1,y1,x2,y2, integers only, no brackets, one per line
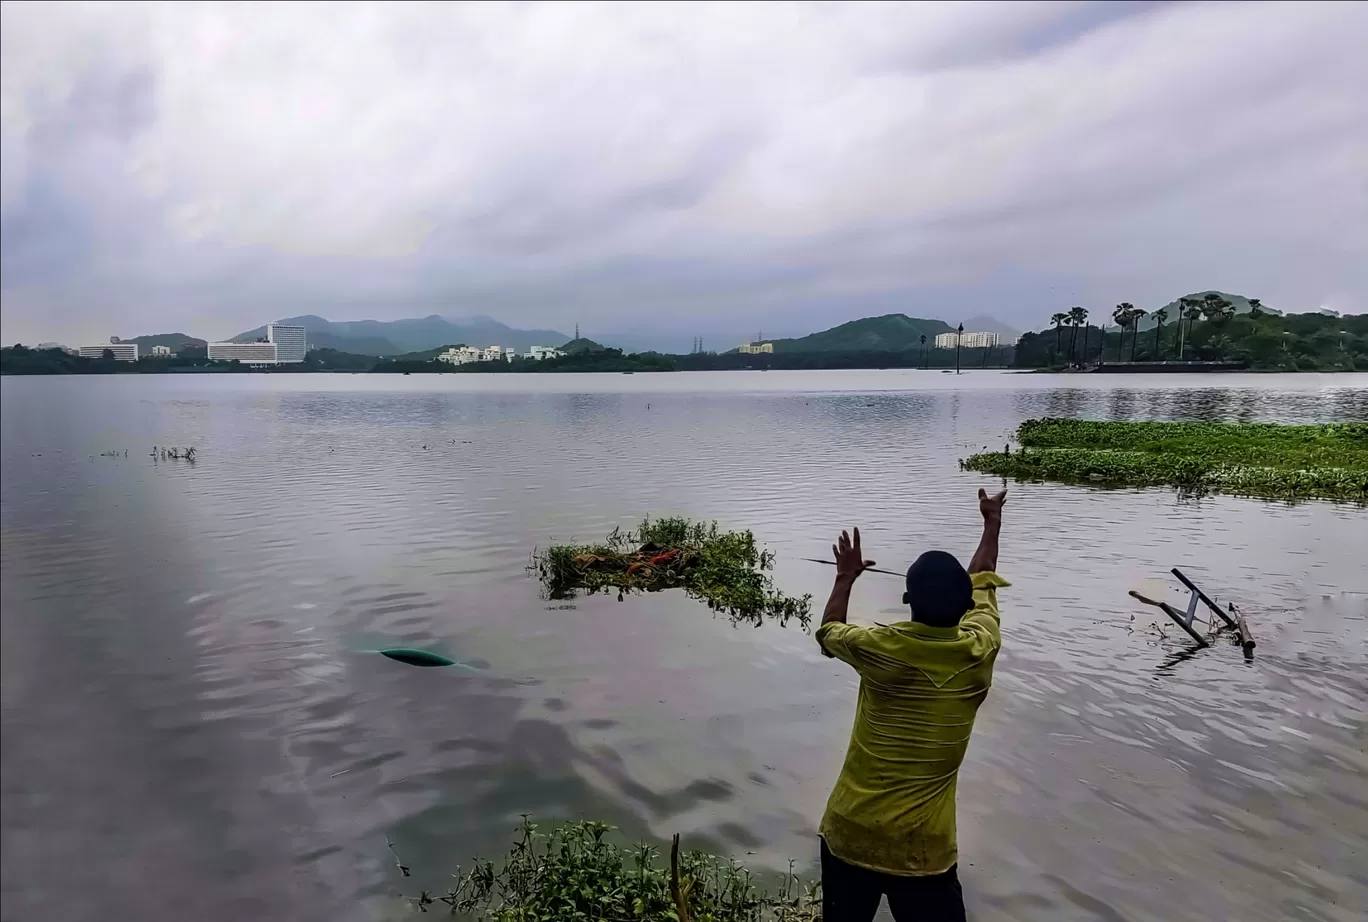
815,488,1009,921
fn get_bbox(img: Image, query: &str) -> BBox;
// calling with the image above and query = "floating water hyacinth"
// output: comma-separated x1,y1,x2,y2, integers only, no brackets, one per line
962,419,1367,504
532,517,812,627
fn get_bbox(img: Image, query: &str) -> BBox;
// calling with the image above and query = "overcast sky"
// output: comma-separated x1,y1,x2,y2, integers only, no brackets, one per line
2,0,1365,349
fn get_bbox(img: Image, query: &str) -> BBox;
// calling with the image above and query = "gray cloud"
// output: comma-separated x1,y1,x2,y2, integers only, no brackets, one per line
2,0,1365,350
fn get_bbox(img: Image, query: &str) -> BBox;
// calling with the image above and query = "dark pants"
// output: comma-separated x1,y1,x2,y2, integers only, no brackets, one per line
821,839,966,922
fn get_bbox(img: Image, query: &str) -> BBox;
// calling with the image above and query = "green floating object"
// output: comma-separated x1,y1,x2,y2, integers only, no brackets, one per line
379,648,457,668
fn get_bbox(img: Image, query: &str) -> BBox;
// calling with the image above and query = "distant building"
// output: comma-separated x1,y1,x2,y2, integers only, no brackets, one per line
36,341,66,351
737,342,773,354
436,345,513,365
267,322,308,363
207,341,278,364
437,346,479,365
151,345,173,357
78,343,139,361
935,331,1001,349
204,322,306,365
522,346,565,360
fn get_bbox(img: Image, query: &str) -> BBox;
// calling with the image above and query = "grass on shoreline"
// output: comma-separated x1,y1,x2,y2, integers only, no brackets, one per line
411,818,819,921
532,518,812,627
961,418,1368,503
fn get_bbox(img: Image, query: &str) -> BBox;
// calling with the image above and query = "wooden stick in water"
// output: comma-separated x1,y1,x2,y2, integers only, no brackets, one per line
1229,602,1256,653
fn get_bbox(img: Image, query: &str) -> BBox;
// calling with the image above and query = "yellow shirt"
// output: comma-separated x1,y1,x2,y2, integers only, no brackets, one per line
815,571,1009,876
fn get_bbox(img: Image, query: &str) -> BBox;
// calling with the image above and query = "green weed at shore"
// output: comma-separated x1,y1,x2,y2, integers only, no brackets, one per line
411,818,820,921
962,419,1368,503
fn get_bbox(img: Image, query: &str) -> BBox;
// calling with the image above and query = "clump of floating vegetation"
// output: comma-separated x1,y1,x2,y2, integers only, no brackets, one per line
962,418,1367,503
410,818,819,921
533,517,812,627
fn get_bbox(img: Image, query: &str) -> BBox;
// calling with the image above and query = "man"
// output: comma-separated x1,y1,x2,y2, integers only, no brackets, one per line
815,488,1009,922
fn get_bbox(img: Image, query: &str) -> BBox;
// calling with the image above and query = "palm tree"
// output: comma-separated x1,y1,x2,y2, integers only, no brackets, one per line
1248,298,1263,318
1180,298,1202,359
1051,312,1069,363
1112,303,1131,362
1128,308,1147,361
1201,293,1234,326
1152,307,1168,360
919,333,927,368
1067,306,1088,365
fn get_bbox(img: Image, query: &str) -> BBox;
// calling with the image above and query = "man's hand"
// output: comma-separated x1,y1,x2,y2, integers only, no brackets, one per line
832,528,876,584
822,528,875,629
978,488,1007,522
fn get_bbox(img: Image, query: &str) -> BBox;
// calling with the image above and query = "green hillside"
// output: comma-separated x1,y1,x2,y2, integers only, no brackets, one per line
390,344,468,361
303,331,401,355
119,332,206,350
560,337,607,354
769,314,954,353
1133,291,1280,331
233,314,568,354
1013,308,1365,371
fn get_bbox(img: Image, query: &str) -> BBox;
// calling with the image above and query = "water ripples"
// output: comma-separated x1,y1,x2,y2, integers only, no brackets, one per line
2,372,1365,922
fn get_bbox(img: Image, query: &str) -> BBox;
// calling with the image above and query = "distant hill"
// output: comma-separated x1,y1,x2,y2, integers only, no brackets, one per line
560,337,607,354
303,331,402,356
391,344,467,361
1134,291,1281,331
233,314,570,354
119,332,206,351
959,315,1022,342
768,314,954,353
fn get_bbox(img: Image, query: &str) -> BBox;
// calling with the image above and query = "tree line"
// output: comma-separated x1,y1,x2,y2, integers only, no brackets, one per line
9,303,1364,375
1016,297,1365,371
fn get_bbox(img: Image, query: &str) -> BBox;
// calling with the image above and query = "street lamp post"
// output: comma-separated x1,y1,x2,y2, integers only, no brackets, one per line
955,323,964,375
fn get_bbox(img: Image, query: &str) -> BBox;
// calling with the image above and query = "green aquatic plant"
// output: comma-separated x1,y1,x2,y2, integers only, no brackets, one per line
962,419,1368,503
533,517,813,627
411,817,820,921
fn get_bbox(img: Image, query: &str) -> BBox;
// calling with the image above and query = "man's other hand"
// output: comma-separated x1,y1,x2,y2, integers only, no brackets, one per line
833,528,876,583
978,488,1007,522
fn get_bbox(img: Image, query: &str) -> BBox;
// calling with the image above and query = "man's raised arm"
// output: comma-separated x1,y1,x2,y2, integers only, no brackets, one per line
821,528,875,626
968,488,1006,574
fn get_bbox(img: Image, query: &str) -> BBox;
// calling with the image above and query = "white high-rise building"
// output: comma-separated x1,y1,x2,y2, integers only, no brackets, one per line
207,342,279,363
78,343,139,361
267,323,307,363
935,331,1001,349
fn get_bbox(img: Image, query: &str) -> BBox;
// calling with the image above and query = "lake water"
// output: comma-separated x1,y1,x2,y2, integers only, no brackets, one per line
2,371,1366,922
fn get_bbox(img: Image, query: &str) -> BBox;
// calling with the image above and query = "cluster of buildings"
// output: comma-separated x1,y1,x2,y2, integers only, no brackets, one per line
737,341,774,354
436,344,565,365
206,323,308,364
934,330,1002,349
77,323,309,364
